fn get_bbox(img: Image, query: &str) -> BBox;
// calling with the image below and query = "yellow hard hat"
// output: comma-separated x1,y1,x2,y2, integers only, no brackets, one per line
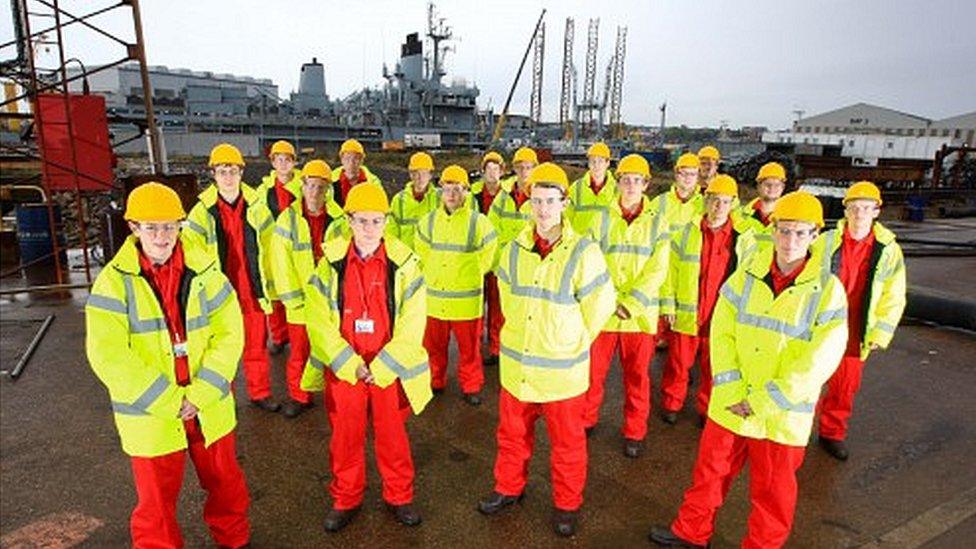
705,174,738,197
343,183,389,214
616,154,651,178
697,145,720,161
771,191,824,228
526,162,569,192
124,182,186,222
844,181,883,206
209,143,245,167
587,142,611,159
674,153,700,171
301,159,332,181
756,162,787,182
481,151,504,168
440,165,470,187
269,140,296,159
340,139,365,158
408,152,434,172
512,147,538,166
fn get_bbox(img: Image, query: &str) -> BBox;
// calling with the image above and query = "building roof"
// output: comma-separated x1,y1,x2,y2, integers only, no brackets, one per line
931,111,976,129
796,102,932,128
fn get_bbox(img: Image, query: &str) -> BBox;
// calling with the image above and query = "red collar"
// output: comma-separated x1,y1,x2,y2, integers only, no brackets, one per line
620,198,643,224
532,231,560,258
348,240,388,266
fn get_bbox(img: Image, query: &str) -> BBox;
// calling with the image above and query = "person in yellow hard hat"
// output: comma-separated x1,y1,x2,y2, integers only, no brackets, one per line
697,146,720,189
471,151,507,365
388,152,439,250
478,162,616,538
257,140,302,355
86,182,251,548
299,182,431,532
659,175,754,427
651,191,847,549
185,143,279,412
415,165,498,405
813,181,906,461
488,147,537,246
331,139,382,207
739,162,788,234
584,154,669,458
566,142,617,240
270,159,341,418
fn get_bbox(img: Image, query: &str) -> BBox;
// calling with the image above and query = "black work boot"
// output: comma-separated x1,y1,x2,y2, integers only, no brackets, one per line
660,410,678,425
623,438,643,458
250,398,280,413
387,503,422,526
477,491,523,515
648,525,707,547
552,508,579,537
323,506,360,532
819,437,850,461
462,392,483,406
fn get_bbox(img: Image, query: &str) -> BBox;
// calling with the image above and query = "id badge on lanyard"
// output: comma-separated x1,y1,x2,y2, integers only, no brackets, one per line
354,315,375,334
173,340,188,358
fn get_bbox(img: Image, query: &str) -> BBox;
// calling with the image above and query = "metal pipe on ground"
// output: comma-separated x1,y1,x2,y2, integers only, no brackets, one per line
8,314,55,380
905,286,976,332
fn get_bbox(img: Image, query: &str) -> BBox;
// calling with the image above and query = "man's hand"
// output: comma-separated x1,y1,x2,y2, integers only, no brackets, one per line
726,400,753,418
615,304,632,320
355,363,374,385
179,398,199,421
663,314,675,326
869,342,880,351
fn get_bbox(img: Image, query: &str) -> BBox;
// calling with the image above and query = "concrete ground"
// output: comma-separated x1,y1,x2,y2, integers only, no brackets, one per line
2,256,975,548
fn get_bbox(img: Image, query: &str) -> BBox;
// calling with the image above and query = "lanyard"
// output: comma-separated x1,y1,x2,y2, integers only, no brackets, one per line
353,254,381,320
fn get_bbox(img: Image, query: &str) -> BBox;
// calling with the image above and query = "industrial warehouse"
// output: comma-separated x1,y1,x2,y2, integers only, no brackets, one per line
1,1,975,548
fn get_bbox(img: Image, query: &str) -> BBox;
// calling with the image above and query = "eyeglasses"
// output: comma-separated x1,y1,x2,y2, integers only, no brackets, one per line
530,196,564,207
441,185,466,194
348,216,386,228
845,203,879,214
676,169,698,178
774,226,816,239
213,166,242,177
138,223,181,235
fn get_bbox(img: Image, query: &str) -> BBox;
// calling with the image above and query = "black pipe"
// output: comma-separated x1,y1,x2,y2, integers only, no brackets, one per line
9,314,55,380
905,287,976,332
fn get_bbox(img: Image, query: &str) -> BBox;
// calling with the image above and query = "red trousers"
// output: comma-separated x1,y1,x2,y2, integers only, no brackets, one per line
129,421,249,549
324,371,414,510
285,323,312,404
493,389,587,511
241,311,271,400
671,419,806,548
584,331,655,441
662,332,712,416
424,316,484,394
483,273,504,356
818,356,866,441
267,300,289,345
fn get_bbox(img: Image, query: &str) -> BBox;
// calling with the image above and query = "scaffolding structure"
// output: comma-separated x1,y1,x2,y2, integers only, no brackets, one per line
529,21,545,126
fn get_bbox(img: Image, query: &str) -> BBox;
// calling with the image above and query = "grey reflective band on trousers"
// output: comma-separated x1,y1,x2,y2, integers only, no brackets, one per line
111,374,171,416
500,345,589,369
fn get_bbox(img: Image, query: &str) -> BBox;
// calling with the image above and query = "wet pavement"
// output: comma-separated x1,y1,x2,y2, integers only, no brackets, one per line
2,262,975,548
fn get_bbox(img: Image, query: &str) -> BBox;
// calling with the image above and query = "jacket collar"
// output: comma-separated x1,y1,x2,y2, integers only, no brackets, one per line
744,238,823,285
111,234,215,275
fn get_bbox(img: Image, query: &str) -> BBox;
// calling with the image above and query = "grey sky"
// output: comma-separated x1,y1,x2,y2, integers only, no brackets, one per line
3,0,974,129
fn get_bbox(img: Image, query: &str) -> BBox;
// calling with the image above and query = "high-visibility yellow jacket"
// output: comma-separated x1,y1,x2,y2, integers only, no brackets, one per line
592,196,670,334
661,215,755,335
388,183,440,250
415,206,498,320
299,236,432,414
566,171,618,241
648,185,705,235
270,200,339,324
813,220,907,359
707,243,848,446
329,165,382,206
469,179,505,215
86,236,243,457
184,184,274,313
487,182,532,248
255,169,303,217
495,221,616,403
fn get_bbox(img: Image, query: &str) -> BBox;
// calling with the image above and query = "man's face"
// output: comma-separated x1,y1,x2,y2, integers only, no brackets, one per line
349,212,387,250
845,198,880,232
483,161,502,184
705,193,734,225
130,221,181,264
212,164,242,195
514,161,535,185
530,185,567,232
773,220,818,265
271,154,295,179
410,169,432,191
302,177,329,210
674,167,699,195
588,156,610,179
758,178,786,201
341,152,362,174
699,158,718,180
617,173,647,203
441,182,467,211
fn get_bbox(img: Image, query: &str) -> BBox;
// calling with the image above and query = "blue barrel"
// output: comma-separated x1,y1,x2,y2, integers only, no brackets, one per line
15,204,66,266
906,196,927,222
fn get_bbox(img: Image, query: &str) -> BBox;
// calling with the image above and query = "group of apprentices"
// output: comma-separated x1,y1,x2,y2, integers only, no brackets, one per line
85,138,906,547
